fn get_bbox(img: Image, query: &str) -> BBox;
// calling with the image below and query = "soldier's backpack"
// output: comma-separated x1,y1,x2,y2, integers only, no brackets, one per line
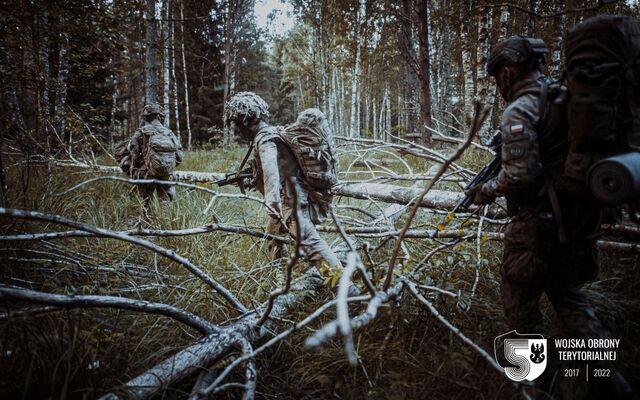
562,15,640,206
279,108,338,190
141,126,179,178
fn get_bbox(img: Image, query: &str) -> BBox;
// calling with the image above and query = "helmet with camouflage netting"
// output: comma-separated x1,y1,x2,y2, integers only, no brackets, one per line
224,92,270,125
487,36,549,77
142,103,165,120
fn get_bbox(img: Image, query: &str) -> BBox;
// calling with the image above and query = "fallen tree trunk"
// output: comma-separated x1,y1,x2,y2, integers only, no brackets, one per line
101,271,324,400
316,226,640,254
56,162,639,240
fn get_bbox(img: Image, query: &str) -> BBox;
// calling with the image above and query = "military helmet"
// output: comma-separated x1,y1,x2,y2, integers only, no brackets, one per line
142,103,165,119
224,92,270,125
487,36,549,76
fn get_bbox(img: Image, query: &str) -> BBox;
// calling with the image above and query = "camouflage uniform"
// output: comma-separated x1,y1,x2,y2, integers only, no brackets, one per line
477,74,607,340
254,125,341,267
128,107,183,202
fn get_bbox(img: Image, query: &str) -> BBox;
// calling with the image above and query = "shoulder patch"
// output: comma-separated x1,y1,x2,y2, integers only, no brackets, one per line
510,124,524,134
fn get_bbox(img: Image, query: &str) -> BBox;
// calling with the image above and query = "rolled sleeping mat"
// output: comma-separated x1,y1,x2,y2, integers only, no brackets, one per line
588,151,640,205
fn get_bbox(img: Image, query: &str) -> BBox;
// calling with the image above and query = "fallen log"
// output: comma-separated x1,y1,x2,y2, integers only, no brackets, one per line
101,270,324,400
316,227,640,254
56,162,639,240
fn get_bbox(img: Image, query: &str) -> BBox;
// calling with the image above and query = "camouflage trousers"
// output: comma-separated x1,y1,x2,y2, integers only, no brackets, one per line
266,188,341,268
501,208,606,340
136,174,176,203
502,208,634,400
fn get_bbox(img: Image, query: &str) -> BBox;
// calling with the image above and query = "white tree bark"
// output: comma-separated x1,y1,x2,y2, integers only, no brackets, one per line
550,0,565,76
461,0,474,126
54,30,69,146
180,0,192,150
348,0,366,138
145,0,159,103
162,0,171,127
171,10,180,139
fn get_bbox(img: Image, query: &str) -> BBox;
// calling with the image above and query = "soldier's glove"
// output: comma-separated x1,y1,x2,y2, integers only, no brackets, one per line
464,184,495,205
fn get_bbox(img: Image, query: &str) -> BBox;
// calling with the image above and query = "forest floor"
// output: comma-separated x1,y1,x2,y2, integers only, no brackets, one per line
1,146,639,400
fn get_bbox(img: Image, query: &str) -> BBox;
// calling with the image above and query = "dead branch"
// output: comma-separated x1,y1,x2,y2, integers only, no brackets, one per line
0,207,247,313
1,224,288,243
384,103,489,290
0,286,217,334
102,269,324,400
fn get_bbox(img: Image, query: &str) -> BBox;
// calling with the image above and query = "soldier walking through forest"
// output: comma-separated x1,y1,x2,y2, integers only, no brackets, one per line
118,103,184,203
465,34,634,398
224,92,341,270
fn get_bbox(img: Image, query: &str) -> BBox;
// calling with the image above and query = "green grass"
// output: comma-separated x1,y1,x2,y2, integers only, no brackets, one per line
1,146,638,400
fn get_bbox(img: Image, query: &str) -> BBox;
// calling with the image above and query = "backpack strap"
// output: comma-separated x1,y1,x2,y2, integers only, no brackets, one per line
539,79,567,243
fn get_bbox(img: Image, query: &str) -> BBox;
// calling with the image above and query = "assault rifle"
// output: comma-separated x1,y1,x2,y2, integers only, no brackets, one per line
431,130,502,237
215,167,253,194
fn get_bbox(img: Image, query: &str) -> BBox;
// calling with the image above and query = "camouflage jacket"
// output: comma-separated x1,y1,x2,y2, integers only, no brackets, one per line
128,120,183,178
482,75,567,212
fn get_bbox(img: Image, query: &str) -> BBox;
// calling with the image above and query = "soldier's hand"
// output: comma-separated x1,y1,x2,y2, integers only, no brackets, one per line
464,184,494,205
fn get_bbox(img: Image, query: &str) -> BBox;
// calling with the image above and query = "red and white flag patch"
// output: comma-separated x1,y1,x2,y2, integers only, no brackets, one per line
510,124,524,134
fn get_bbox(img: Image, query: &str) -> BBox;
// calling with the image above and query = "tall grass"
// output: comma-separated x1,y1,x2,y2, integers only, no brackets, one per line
0,147,638,400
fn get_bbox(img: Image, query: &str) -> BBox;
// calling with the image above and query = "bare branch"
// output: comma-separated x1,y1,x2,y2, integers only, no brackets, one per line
0,207,248,313
0,286,217,335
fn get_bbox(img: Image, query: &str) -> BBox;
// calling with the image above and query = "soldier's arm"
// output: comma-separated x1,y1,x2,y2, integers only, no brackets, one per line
128,130,143,170
482,102,543,198
173,133,184,166
257,139,282,216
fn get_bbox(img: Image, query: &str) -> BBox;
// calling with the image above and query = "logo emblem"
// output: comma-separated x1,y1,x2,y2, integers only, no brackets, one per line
494,330,547,381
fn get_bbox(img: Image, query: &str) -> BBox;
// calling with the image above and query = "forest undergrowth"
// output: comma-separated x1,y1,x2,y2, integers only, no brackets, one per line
1,145,639,400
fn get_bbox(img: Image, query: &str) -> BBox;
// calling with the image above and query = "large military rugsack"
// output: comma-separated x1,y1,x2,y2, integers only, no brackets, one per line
142,127,179,177
279,108,338,190
563,15,640,205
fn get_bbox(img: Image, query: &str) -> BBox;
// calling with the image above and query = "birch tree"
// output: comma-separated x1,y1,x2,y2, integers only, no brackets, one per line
162,0,171,127
145,0,159,104
349,0,366,138
180,0,192,150
417,0,432,145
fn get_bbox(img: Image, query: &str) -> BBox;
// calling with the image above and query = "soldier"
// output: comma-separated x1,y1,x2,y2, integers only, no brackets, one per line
224,92,342,269
465,36,633,398
126,103,183,203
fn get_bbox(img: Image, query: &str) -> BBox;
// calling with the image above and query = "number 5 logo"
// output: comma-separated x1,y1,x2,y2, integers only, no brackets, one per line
494,331,547,381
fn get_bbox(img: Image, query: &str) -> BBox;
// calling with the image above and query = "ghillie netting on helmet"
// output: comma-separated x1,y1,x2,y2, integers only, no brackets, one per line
224,91,270,124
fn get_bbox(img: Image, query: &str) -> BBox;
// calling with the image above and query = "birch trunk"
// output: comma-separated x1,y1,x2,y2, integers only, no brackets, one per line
162,0,170,127
475,6,492,139
145,0,159,104
550,0,565,76
222,0,236,148
171,10,180,139
54,30,69,147
417,0,432,145
180,1,192,150
461,0,474,127
401,0,417,135
349,0,366,138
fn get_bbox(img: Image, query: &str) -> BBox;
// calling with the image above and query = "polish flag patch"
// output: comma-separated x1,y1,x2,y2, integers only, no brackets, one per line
511,124,524,134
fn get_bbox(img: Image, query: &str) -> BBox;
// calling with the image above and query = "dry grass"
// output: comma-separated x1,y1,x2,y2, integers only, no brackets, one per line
1,146,639,400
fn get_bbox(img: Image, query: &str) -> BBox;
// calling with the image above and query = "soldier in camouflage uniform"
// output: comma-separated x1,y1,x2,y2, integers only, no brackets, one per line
224,92,341,268
127,103,183,203
466,36,633,398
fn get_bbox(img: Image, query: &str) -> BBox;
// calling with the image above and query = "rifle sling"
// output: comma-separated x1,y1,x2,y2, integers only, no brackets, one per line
234,141,254,194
